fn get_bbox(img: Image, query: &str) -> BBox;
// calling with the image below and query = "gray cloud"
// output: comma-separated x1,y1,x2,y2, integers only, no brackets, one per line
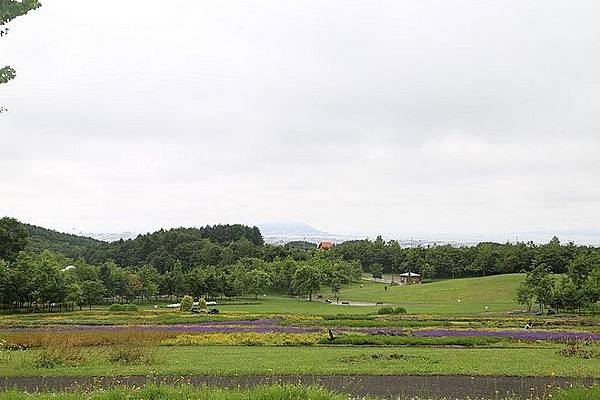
1,0,600,240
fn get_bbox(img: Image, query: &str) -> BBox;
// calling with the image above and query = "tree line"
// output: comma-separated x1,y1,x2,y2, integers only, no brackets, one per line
0,249,362,311
1,217,361,310
13,218,600,280
516,254,600,314
2,217,600,313
334,236,597,279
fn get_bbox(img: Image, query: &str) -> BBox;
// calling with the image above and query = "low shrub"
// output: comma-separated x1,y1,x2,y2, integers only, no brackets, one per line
180,295,194,312
106,344,154,365
558,343,599,359
377,306,395,315
31,343,83,368
198,297,208,311
377,306,407,315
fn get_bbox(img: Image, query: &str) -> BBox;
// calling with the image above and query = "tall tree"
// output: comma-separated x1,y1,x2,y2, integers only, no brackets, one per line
292,265,322,301
247,269,271,299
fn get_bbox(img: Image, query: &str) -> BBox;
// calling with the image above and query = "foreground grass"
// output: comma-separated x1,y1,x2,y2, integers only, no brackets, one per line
0,384,598,400
0,385,358,400
1,345,598,378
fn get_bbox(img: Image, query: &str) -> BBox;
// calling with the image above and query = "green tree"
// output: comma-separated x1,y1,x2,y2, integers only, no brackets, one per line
80,280,105,310
568,253,600,288
369,263,383,278
0,258,12,307
126,273,143,302
171,261,185,298
292,265,322,301
64,283,82,311
420,262,436,280
584,266,600,314
516,281,534,312
138,264,159,302
0,217,28,262
247,269,271,299
553,276,585,313
525,265,555,312
329,272,342,301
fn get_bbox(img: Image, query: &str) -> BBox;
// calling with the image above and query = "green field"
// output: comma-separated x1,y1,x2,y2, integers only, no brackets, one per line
1,345,598,378
204,274,525,315
0,275,526,324
316,274,525,314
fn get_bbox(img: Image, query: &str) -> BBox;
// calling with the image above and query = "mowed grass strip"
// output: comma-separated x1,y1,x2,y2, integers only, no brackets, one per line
1,345,598,378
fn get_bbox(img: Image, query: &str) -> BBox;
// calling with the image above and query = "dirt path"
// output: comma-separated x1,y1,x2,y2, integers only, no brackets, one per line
0,375,597,398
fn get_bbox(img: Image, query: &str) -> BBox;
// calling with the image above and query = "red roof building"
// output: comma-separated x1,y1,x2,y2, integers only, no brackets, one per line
318,240,334,250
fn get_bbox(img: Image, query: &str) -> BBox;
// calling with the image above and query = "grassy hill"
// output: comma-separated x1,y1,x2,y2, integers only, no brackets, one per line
317,274,525,314
215,274,525,315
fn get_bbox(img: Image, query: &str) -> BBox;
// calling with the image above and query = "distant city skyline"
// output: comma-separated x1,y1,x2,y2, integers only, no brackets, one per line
19,218,600,247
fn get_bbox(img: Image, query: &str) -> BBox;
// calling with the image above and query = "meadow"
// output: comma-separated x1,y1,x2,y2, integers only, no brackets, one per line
2,344,599,378
0,275,598,400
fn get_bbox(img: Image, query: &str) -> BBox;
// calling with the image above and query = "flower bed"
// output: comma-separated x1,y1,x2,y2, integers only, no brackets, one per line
162,332,323,346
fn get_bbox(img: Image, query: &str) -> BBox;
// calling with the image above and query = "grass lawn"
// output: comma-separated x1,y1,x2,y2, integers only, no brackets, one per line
1,345,598,378
317,274,525,314
0,275,527,327
0,385,358,400
216,297,379,315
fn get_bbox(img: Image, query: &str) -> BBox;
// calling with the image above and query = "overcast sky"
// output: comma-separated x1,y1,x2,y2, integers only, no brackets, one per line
1,0,600,241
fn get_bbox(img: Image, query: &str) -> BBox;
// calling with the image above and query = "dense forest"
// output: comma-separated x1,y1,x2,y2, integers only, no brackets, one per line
16,220,599,278
0,217,599,313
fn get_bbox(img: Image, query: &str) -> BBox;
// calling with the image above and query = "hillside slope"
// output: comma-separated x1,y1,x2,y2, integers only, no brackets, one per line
23,224,103,259
322,274,525,314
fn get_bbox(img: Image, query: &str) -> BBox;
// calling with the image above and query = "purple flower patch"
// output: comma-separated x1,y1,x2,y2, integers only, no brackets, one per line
5,319,322,335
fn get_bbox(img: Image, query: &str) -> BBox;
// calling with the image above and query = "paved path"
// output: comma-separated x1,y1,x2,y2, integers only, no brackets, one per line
0,375,597,398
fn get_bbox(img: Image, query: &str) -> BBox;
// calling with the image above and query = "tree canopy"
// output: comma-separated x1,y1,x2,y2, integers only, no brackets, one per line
0,0,41,106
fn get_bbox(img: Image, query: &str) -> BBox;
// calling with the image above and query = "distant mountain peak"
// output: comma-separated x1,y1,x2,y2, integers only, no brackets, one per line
258,222,330,237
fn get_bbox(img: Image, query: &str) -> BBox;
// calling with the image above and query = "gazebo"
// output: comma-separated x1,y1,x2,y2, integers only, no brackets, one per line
399,271,421,285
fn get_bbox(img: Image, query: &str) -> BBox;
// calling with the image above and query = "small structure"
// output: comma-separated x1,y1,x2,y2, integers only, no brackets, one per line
399,271,421,285
317,240,334,250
